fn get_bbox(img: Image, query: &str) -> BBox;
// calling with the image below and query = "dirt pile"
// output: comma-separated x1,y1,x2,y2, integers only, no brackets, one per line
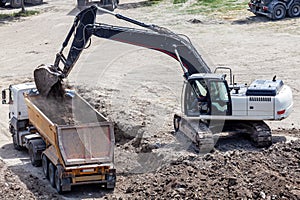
76,86,300,199
110,140,300,199
0,158,63,200
0,160,36,199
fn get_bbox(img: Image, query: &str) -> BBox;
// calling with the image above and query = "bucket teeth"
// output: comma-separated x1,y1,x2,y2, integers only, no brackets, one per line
34,64,62,97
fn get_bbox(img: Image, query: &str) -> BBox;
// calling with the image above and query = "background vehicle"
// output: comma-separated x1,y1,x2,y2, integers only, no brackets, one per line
248,0,300,20
0,0,43,8
2,82,116,193
34,6,293,153
77,0,119,11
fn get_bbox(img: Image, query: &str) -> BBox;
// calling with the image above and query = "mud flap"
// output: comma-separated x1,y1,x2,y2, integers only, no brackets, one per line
61,178,71,192
105,169,116,189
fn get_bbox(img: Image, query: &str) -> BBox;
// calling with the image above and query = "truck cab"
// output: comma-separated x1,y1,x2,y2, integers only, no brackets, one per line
2,82,36,150
2,82,36,120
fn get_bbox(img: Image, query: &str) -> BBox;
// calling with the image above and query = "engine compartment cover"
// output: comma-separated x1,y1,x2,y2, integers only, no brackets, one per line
246,79,284,96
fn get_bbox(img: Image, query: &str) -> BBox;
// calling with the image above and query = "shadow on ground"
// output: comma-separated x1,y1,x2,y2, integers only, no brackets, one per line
232,15,297,25
0,143,113,199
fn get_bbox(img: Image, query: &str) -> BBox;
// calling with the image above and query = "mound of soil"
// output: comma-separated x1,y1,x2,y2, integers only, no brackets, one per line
111,140,300,199
0,160,36,200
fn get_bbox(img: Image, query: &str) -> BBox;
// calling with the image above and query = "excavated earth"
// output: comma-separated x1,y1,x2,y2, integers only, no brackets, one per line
79,88,300,200
110,140,300,199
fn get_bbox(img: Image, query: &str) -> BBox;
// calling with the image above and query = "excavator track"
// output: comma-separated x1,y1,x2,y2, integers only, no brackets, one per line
246,121,272,147
196,122,215,153
174,115,215,153
225,120,272,148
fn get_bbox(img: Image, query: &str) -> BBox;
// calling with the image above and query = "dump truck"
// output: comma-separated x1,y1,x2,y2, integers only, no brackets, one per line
2,82,116,193
77,0,119,11
248,0,300,20
0,0,43,8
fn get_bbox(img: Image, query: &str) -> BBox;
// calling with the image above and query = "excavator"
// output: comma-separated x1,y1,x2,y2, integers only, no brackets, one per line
34,5,293,152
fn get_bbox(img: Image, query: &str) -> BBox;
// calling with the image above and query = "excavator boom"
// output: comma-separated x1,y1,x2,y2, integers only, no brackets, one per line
34,5,211,96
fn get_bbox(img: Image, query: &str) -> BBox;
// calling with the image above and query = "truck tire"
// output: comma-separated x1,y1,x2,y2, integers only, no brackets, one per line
288,3,300,17
12,134,22,151
272,4,286,20
49,162,56,187
30,0,43,5
0,0,6,7
55,165,63,194
42,155,49,178
109,0,118,11
10,0,22,8
173,115,181,132
28,143,41,167
77,0,86,7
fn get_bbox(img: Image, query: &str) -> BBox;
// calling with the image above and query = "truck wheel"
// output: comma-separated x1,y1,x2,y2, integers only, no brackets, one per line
77,0,86,7
55,165,63,194
28,143,41,167
12,134,22,151
10,0,22,8
272,4,286,20
31,0,43,5
288,3,300,17
0,0,6,7
173,115,181,132
107,0,117,11
42,155,49,179
48,162,56,187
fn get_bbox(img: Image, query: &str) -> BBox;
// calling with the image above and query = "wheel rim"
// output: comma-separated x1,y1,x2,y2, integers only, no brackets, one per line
292,5,300,16
276,9,283,17
275,6,285,19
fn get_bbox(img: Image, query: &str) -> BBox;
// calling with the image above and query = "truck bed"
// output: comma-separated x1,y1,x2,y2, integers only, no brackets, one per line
24,92,114,166
28,93,107,125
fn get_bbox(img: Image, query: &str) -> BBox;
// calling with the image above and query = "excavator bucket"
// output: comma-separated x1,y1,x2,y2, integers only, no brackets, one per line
34,64,62,97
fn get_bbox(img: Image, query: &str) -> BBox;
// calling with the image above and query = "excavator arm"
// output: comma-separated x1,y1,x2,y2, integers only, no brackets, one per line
34,5,211,96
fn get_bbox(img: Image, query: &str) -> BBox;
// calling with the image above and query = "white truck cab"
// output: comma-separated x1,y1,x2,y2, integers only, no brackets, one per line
2,82,36,120
2,82,36,150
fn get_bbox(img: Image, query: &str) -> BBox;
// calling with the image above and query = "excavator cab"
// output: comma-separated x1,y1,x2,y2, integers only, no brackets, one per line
183,74,232,117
